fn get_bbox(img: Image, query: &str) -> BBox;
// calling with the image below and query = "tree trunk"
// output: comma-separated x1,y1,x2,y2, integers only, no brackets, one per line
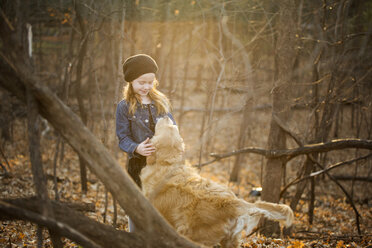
27,86,63,248
261,0,296,236
229,102,250,182
178,26,193,131
220,15,254,182
75,0,89,193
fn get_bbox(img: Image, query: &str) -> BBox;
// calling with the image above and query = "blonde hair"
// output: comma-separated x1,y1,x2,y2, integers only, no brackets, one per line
123,79,172,116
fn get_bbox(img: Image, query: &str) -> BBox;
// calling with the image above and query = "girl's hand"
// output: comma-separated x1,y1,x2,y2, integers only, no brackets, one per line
135,138,155,156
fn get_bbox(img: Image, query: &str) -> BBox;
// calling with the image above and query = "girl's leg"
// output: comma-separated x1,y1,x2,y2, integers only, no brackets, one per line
126,156,146,233
127,156,146,188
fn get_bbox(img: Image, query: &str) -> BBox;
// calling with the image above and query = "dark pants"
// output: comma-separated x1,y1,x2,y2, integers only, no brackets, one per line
127,156,146,188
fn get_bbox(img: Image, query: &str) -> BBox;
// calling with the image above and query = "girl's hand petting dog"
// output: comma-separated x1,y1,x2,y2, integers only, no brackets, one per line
135,137,156,156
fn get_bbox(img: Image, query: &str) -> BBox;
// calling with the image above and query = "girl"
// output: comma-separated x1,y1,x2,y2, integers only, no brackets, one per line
116,54,175,188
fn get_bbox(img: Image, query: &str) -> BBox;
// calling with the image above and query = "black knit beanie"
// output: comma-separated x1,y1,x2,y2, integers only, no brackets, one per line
122,54,158,82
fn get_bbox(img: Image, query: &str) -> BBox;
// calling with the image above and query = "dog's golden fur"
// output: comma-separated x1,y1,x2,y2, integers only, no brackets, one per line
141,117,294,247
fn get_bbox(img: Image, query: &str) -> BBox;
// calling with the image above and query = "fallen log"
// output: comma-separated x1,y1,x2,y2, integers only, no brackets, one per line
0,197,143,248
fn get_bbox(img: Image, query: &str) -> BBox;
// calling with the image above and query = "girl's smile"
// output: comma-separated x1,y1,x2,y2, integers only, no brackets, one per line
132,73,155,99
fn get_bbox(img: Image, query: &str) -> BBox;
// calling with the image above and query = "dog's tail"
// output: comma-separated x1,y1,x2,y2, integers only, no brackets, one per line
235,200,294,235
251,201,294,227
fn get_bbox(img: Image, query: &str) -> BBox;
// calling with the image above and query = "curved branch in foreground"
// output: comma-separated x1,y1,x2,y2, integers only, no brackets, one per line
0,197,143,248
0,0,198,229
0,55,200,247
0,200,101,248
209,139,372,161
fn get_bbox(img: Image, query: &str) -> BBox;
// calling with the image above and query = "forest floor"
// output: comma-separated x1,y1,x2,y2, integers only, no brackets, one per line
1,134,371,248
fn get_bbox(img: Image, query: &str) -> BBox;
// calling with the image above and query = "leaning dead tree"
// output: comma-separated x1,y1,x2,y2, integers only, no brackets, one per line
0,51,200,248
0,6,199,247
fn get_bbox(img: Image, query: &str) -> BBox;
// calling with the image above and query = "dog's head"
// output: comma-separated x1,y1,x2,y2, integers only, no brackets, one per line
147,116,185,165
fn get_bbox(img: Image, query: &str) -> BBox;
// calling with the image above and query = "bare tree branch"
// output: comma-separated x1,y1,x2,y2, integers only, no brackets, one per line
209,139,372,161
332,175,372,182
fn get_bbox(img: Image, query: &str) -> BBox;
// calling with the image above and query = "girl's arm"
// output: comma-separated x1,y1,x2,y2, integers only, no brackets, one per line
116,101,139,157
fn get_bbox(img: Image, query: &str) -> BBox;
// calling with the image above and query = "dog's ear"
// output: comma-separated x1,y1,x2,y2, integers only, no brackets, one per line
147,152,156,165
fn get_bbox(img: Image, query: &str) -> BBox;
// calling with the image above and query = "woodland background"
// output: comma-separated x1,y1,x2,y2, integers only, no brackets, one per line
0,0,371,247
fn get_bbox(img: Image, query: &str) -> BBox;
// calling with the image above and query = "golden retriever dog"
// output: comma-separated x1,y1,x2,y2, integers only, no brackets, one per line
140,117,294,248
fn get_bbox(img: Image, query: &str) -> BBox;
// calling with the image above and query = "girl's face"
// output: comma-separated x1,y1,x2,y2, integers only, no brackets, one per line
131,73,155,97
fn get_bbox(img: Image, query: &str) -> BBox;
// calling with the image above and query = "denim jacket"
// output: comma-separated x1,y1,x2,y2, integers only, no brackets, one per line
116,99,176,158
